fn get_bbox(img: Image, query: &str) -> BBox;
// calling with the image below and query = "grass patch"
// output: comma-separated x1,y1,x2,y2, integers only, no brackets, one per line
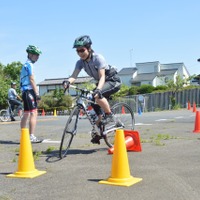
141,133,177,146
33,150,42,160
0,195,11,200
12,156,17,163
44,146,57,154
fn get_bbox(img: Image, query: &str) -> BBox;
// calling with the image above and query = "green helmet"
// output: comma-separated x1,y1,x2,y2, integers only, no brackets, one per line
26,45,42,55
73,35,92,48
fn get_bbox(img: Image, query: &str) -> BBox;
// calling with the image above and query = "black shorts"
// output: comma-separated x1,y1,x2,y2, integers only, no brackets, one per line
101,75,121,98
92,75,121,115
22,89,37,112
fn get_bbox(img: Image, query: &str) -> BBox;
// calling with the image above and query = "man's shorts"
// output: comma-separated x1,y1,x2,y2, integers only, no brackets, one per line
22,89,37,112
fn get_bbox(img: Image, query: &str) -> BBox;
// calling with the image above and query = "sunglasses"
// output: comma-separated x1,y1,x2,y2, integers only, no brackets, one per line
76,48,86,53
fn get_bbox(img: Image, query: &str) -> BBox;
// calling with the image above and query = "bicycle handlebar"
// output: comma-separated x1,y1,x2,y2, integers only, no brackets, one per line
64,85,93,95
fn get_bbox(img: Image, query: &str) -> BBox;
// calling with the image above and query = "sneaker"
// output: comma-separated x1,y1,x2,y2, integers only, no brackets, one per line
90,132,101,144
103,112,115,124
11,118,16,121
115,120,124,128
30,135,42,143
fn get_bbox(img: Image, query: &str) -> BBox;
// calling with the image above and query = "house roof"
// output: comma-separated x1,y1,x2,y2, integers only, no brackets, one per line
118,67,137,75
132,73,157,82
158,69,178,76
135,61,160,65
37,76,93,86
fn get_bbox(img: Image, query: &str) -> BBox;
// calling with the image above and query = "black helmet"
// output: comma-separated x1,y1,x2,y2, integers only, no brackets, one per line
73,35,92,48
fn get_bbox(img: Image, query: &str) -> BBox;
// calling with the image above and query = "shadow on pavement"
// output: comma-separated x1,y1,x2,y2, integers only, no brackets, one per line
0,140,19,145
88,179,102,182
44,148,107,163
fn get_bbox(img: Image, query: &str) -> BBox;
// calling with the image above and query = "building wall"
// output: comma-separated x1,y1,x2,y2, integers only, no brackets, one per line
136,62,160,74
39,85,62,96
120,75,132,86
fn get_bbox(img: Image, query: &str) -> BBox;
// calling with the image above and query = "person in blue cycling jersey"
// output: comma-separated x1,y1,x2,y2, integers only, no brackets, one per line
20,45,42,143
63,35,121,144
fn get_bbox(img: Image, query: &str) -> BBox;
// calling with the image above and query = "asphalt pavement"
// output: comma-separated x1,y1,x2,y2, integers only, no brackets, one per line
0,109,200,200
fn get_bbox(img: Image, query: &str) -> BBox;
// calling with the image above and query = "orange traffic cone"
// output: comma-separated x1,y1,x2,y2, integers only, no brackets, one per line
7,128,46,178
121,106,125,114
193,111,200,133
79,109,84,118
41,109,45,116
108,130,142,154
188,101,191,110
193,102,197,113
99,129,142,186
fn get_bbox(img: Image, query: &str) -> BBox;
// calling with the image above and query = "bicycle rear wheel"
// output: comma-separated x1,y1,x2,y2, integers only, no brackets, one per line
0,110,10,122
104,102,135,148
59,106,80,159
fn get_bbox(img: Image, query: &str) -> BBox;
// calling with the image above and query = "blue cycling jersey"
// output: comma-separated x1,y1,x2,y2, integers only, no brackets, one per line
20,59,34,91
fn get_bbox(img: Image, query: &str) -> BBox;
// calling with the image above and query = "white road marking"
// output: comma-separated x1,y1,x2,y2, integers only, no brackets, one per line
42,139,60,144
155,119,168,121
135,123,152,126
175,116,184,119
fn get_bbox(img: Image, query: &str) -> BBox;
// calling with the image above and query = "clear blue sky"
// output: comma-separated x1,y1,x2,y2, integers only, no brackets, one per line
1,0,200,83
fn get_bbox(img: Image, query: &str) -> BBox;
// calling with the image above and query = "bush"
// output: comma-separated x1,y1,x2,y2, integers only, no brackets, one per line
129,86,139,95
38,89,72,111
137,84,154,94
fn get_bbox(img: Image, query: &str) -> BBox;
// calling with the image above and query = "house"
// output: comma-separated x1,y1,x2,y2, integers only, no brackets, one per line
37,76,93,96
118,61,190,87
38,61,191,96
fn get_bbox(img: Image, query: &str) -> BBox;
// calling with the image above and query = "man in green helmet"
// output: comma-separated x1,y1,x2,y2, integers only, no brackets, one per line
20,45,42,143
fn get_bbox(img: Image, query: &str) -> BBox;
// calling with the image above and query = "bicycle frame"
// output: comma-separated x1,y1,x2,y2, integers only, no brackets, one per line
72,87,99,132
69,85,124,135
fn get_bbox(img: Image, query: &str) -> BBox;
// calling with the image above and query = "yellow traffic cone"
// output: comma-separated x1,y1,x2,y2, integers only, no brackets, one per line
53,109,57,116
99,129,142,186
7,128,46,178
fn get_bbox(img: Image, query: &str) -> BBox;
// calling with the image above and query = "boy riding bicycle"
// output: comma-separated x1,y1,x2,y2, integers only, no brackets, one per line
8,82,23,121
63,35,121,144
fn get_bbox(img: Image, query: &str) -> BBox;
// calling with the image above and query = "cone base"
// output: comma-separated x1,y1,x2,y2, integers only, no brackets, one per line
7,169,46,179
193,130,200,133
99,176,142,187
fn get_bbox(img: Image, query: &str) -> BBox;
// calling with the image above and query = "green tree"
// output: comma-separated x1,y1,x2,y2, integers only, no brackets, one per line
166,75,190,108
3,62,22,85
0,62,23,109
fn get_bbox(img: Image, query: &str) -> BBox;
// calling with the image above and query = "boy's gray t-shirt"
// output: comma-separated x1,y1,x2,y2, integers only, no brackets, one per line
74,53,109,81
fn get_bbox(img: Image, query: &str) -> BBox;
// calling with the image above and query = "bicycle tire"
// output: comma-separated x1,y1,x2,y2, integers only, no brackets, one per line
104,102,135,148
0,109,10,122
59,106,80,159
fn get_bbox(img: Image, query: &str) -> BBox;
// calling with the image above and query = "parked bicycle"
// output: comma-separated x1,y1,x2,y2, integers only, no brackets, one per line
0,100,23,122
59,85,135,159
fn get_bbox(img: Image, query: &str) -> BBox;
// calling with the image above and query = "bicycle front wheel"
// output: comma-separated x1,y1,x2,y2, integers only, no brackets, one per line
59,106,80,159
0,110,10,122
104,102,135,148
